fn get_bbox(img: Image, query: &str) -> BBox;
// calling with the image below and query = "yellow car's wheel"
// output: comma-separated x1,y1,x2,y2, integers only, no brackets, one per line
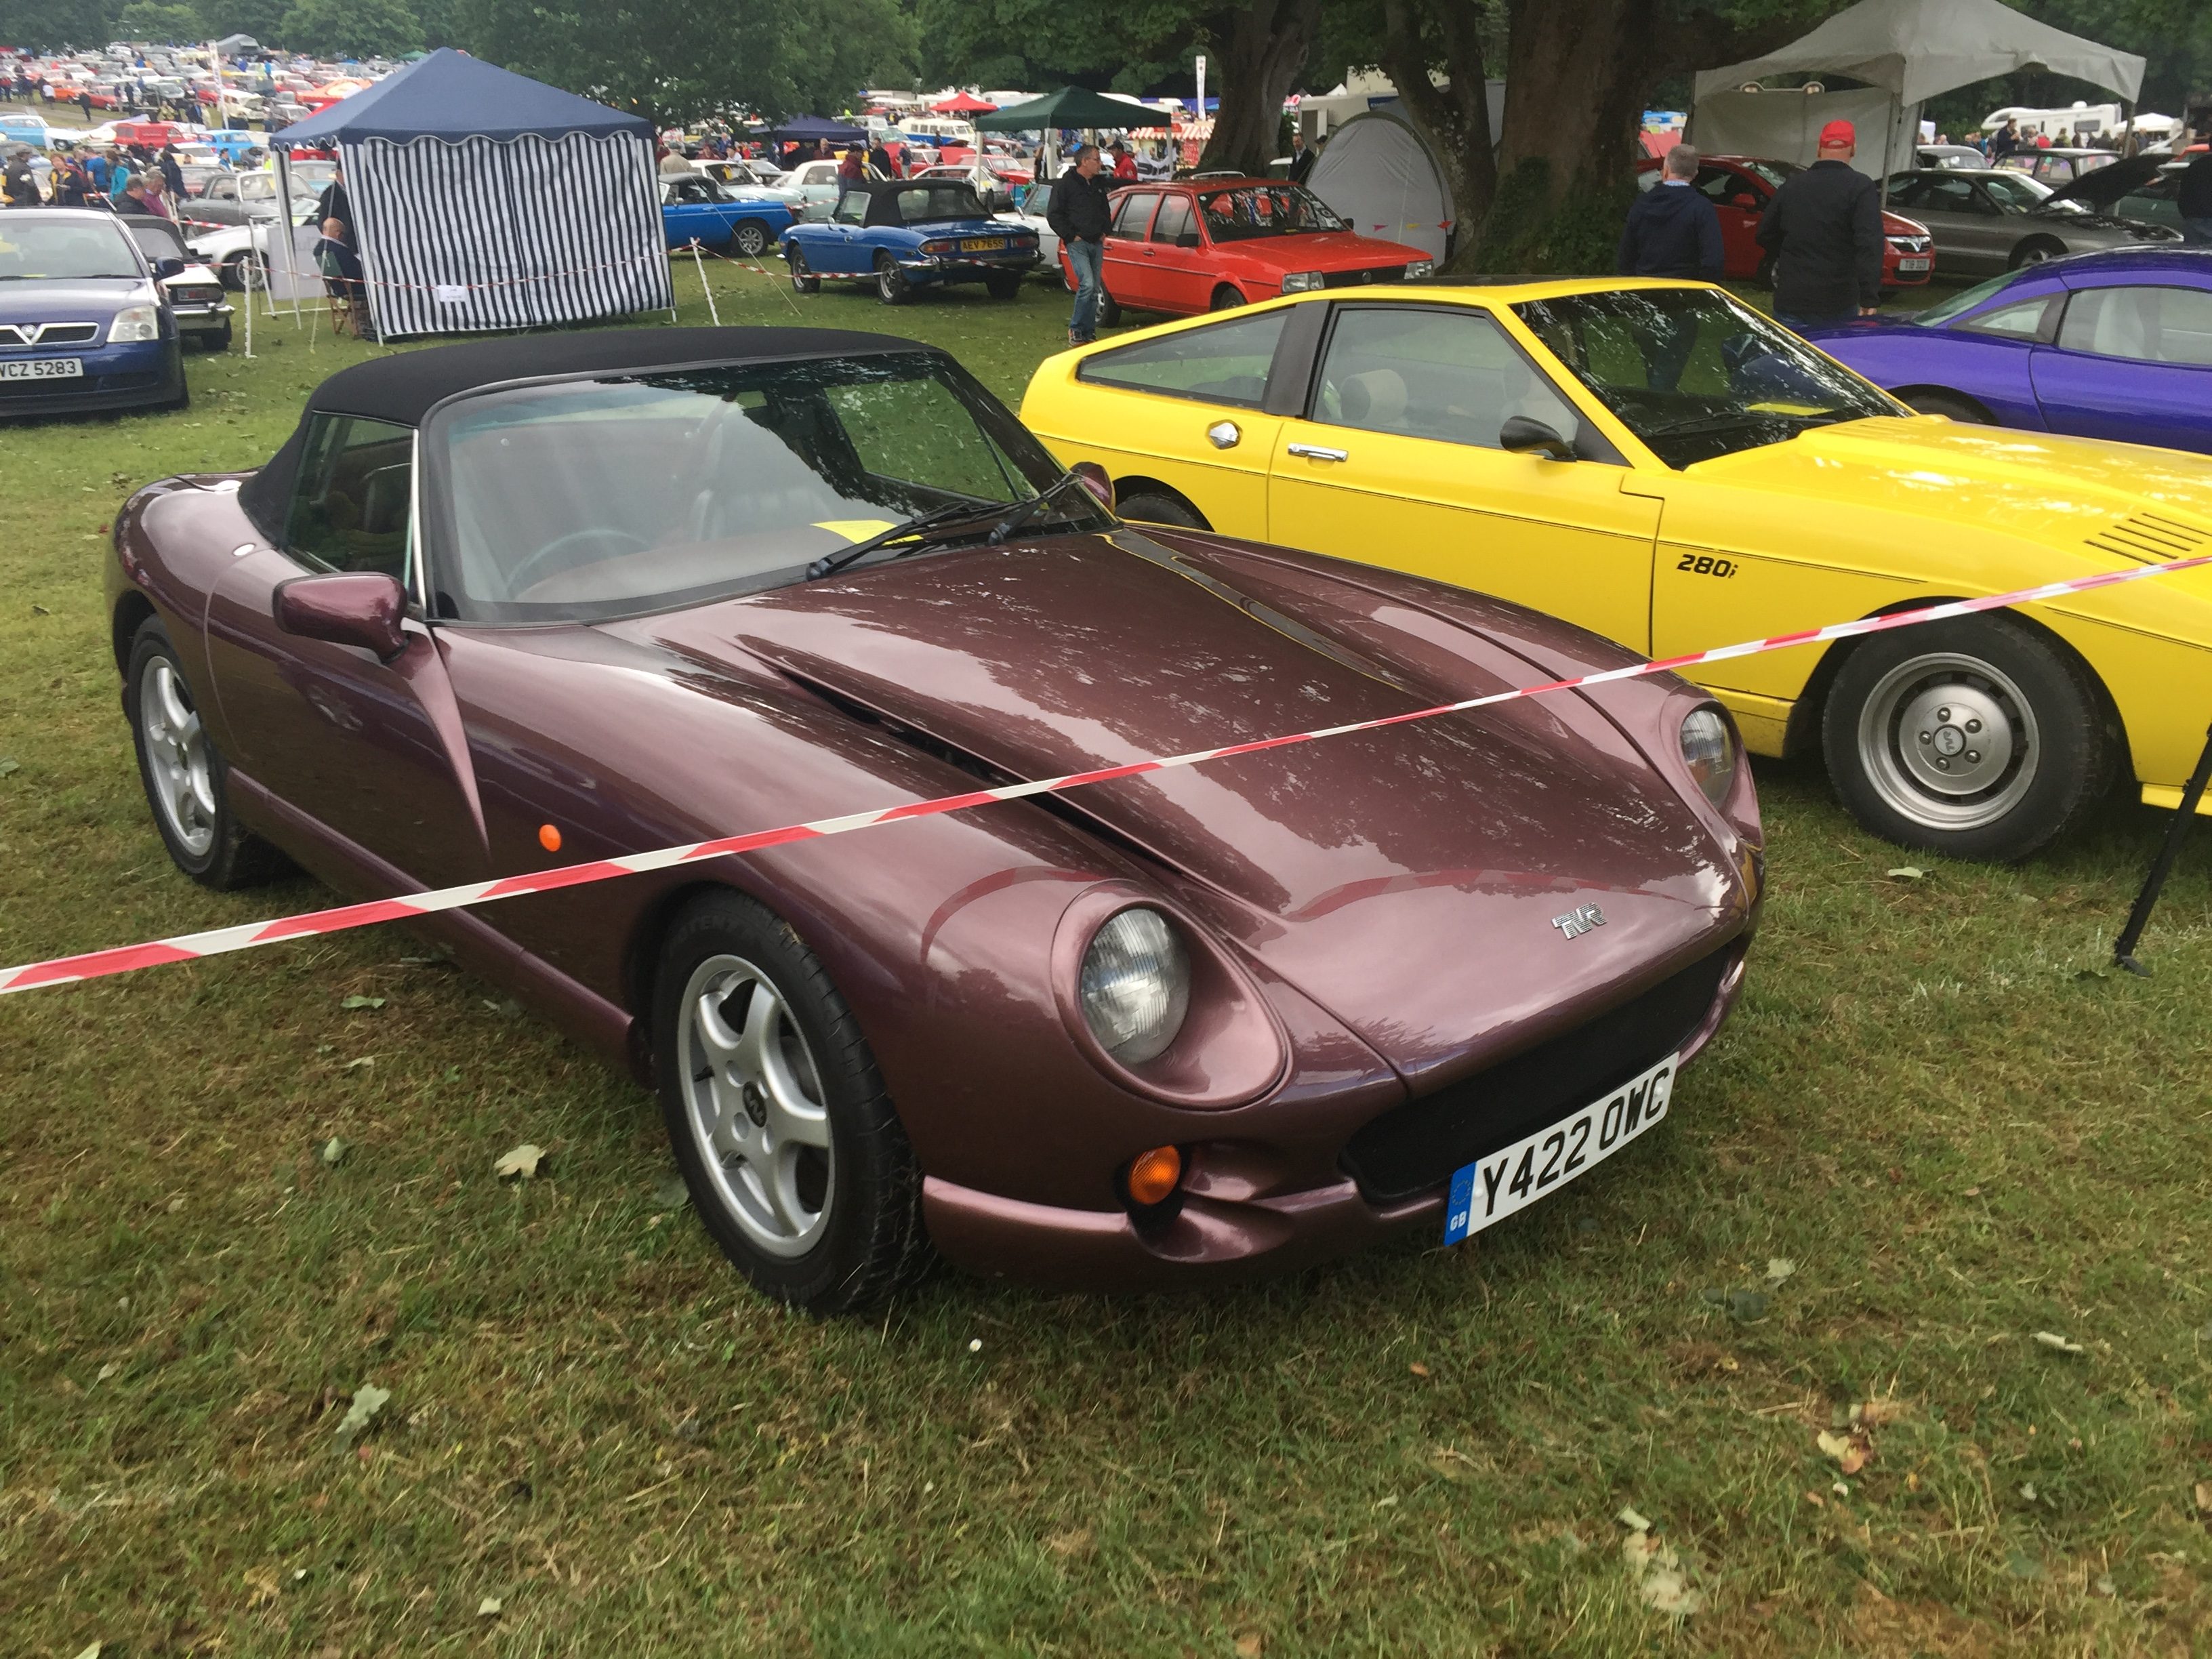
1823,615,2115,863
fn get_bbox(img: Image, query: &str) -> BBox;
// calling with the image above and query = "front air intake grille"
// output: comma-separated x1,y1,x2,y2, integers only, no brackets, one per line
2085,513,2209,565
1340,945,1735,1205
0,322,100,348
1321,266,1410,289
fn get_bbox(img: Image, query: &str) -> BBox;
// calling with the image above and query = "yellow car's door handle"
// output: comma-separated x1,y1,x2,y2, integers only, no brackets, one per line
1287,443,1348,462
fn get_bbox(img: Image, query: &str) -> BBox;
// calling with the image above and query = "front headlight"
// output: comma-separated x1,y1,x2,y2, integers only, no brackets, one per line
1080,907,1190,1065
1679,705,1737,808
1404,258,1435,277
1279,270,1324,292
108,303,160,342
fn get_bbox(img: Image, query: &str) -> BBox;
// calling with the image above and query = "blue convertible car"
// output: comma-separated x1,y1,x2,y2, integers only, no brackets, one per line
779,178,1040,304
0,208,188,418
660,174,798,260
1804,247,2212,454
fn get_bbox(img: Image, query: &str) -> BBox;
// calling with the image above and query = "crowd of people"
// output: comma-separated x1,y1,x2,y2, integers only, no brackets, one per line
3,136,193,218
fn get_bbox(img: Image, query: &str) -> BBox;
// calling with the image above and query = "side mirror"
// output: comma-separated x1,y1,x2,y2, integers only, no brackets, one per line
1730,191,1759,209
152,255,185,279
274,571,407,660
1499,415,1578,461
1071,460,1115,512
1176,230,1200,249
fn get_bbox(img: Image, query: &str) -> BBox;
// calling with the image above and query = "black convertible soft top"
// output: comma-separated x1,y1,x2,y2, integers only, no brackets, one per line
239,326,931,539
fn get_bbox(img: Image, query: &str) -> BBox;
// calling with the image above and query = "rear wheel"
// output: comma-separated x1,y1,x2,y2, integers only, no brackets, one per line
220,250,264,291
984,269,1023,300
731,219,770,258
1210,284,1246,311
126,617,288,888
786,246,820,293
1118,491,1207,529
1822,613,2116,862
875,254,913,306
653,890,930,1314
1904,390,1989,423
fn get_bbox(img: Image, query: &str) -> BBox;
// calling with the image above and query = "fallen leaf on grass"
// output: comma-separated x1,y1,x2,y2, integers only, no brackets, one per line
651,1174,689,1210
1886,867,1926,880
0,757,19,779
1728,1288,1771,1322
1765,1257,1797,1286
333,1383,390,1444
340,994,386,1010
320,1137,348,1167
1046,1526,1094,1558
340,1057,374,1073
1408,1361,1431,1378
1818,1429,1873,1475
31,603,51,615
242,1565,279,1606
70,1645,100,1659
495,1144,544,1180
1618,1504,1653,1532
2193,1481,2212,1514
477,1597,502,1618
1620,1526,1704,1617
2005,1548,2045,1580
1234,1635,1264,1658
2032,1331,2085,1355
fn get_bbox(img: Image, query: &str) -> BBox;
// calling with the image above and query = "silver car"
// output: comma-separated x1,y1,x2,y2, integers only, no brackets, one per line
1882,167,2182,276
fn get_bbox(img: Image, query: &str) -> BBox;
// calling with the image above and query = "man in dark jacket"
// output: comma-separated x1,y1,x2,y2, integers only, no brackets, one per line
2179,136,2212,246
1755,120,1883,331
1618,144,1724,280
1047,144,1113,346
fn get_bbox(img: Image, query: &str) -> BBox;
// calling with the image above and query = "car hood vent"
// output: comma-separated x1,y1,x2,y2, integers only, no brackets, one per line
2085,512,2211,565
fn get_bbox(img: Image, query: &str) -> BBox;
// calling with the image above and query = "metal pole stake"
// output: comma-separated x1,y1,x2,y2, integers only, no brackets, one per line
2112,720,2212,975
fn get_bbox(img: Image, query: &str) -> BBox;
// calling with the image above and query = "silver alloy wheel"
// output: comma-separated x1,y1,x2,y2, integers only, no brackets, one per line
1856,650,2041,832
676,954,834,1258
140,655,217,857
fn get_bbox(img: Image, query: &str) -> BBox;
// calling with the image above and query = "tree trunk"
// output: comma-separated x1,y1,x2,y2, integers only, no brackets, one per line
1195,0,1322,176
1375,0,1496,264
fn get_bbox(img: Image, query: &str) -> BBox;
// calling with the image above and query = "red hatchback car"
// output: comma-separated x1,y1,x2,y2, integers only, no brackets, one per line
1634,155,1934,291
1061,177,1433,321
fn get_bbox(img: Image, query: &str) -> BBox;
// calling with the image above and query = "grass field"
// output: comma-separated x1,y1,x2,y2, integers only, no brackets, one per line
4,262,2211,1656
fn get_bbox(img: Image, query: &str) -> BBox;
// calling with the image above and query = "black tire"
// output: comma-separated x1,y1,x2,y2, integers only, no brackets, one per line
984,269,1023,301
2009,237,2064,270
209,323,232,352
731,220,770,259
1117,491,1207,529
1904,390,1988,423
1822,613,2117,862
787,247,820,294
1095,287,1122,327
875,255,914,306
125,617,289,888
222,250,264,291
1210,285,1246,311
652,890,930,1314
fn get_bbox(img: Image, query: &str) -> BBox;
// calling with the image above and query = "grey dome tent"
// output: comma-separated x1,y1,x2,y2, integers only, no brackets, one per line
1303,109,1456,265
276,49,670,339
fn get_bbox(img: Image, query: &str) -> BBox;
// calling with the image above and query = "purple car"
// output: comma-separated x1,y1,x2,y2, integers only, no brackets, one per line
1801,247,2212,453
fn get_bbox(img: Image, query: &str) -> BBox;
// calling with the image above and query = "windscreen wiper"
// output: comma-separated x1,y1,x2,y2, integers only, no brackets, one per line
804,499,998,581
986,471,1092,545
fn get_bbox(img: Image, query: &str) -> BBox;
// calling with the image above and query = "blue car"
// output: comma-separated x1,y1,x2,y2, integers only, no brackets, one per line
1803,247,2212,453
0,209,188,418
660,174,798,260
779,178,1040,305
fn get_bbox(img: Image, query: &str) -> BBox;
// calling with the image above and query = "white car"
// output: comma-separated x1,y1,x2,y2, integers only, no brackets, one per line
783,158,846,220
119,213,234,349
186,194,319,289
698,159,804,211
995,180,1060,272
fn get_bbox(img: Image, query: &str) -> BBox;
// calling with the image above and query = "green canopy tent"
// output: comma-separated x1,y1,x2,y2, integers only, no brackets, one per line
975,87,1151,184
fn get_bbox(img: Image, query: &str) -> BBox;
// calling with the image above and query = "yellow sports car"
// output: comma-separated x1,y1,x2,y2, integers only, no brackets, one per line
1019,279,2212,861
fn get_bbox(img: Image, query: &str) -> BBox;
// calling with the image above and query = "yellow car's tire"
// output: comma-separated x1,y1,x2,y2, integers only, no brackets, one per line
1117,492,1207,529
1822,615,2116,863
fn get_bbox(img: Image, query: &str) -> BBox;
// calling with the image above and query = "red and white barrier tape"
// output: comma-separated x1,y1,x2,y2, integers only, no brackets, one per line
5,549,2210,997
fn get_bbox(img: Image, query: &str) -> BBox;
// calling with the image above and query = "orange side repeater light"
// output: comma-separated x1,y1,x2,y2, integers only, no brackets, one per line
538,823,562,853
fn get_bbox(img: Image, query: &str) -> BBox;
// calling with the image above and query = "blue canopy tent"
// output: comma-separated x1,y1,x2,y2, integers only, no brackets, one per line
277,49,670,338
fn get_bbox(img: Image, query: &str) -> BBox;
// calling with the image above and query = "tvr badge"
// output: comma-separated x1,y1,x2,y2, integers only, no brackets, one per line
1551,903,1605,941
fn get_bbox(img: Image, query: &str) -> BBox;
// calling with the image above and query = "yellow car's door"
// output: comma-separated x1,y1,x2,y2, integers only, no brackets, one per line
1265,302,1660,651
1026,306,1296,531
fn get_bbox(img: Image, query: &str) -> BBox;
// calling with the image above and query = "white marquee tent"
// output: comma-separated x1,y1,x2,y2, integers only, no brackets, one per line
1694,0,2145,182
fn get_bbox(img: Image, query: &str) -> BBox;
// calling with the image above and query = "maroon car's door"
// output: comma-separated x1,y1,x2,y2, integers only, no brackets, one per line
204,415,490,890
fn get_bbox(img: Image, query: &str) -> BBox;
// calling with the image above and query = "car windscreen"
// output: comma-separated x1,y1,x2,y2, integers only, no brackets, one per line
1196,186,1347,240
424,353,1111,625
887,184,988,222
123,219,186,260
1910,270,2031,327
1513,288,1900,470
1736,158,1799,190
0,218,141,280
1980,171,2053,210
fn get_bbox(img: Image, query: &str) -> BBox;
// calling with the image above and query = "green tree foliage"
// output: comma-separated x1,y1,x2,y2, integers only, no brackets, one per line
115,0,205,40
0,0,121,50
446,0,914,127
274,0,422,58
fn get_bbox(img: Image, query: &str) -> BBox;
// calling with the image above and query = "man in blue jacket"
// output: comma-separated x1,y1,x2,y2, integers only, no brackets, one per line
1618,144,1725,282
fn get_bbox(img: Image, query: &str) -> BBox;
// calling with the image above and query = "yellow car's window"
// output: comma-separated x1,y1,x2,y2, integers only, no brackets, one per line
1310,305,1581,450
1077,309,1287,407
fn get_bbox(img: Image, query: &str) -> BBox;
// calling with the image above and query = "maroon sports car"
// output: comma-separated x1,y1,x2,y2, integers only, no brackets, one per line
106,327,1763,1313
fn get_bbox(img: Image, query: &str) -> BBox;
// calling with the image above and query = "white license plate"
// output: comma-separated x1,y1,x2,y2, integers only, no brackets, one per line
1898,258,1931,273
1442,1052,1677,1244
1,357,85,380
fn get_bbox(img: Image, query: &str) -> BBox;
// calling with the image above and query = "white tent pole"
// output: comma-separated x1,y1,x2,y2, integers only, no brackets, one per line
690,240,719,325
274,150,304,323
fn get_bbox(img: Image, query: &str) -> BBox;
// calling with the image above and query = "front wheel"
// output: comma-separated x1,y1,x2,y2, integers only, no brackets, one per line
2009,237,2064,270
875,255,913,306
731,220,770,259
786,247,820,293
126,617,289,888
1210,285,1245,311
653,890,930,1313
1822,615,2116,862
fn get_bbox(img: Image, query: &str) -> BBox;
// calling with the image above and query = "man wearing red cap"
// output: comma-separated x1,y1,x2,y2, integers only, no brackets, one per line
1755,119,1883,331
